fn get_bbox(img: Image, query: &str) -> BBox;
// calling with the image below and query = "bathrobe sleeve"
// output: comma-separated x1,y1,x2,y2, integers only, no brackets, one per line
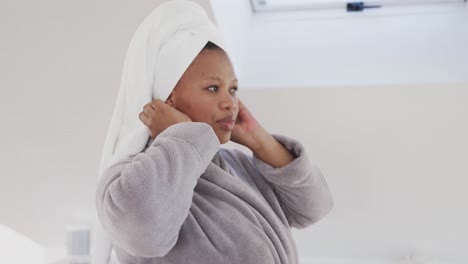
96,122,220,258
252,134,334,229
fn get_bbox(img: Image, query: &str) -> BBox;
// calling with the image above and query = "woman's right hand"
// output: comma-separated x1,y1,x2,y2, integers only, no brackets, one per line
139,99,191,139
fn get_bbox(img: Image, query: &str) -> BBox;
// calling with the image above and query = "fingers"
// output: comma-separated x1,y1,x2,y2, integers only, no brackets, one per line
139,99,173,139
143,99,165,116
151,99,165,109
142,104,154,115
139,111,150,126
140,100,160,125
140,99,168,121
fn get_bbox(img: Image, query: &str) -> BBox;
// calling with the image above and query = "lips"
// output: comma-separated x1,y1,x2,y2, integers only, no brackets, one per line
216,115,235,131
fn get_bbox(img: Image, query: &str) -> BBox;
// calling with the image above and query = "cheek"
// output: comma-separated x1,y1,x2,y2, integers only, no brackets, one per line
178,99,194,117
193,100,218,122
178,97,207,120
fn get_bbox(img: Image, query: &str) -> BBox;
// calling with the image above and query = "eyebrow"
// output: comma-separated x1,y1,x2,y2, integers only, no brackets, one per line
207,76,238,83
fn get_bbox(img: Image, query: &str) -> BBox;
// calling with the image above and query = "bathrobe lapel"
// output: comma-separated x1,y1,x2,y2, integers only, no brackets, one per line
195,152,298,264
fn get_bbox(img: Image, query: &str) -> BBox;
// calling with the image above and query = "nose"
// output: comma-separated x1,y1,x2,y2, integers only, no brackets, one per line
219,90,236,111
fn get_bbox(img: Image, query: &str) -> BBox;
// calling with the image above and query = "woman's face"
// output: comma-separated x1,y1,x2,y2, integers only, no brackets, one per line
166,48,239,144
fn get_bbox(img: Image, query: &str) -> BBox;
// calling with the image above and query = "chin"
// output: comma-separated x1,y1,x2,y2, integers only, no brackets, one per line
218,137,229,145
217,134,231,145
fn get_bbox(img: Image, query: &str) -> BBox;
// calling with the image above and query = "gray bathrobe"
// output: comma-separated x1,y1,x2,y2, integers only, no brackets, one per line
96,122,333,264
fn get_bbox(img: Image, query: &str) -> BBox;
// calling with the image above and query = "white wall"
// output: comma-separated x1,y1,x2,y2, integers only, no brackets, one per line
209,0,253,81
237,84,468,263
1,0,467,263
212,1,468,88
0,0,214,261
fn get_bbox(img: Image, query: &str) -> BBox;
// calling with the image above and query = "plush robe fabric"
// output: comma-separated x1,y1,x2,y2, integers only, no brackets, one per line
96,122,333,264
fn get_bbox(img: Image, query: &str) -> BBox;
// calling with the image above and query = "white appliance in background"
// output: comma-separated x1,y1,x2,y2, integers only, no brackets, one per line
65,225,91,264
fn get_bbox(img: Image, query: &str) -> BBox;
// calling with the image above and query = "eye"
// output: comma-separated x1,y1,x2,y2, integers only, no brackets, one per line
208,86,218,92
230,87,238,94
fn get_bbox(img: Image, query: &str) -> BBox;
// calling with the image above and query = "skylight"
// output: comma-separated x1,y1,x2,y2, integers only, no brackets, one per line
251,0,467,12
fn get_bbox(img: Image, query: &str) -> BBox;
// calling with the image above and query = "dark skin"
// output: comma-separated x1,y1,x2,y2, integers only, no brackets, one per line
139,48,294,168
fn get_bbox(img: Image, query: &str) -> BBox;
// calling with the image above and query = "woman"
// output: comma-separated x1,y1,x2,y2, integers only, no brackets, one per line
95,1,333,263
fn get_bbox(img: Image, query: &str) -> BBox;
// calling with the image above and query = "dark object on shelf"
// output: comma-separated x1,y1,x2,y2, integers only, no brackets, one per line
347,2,382,12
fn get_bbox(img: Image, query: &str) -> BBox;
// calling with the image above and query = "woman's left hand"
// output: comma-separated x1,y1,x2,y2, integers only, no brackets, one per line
230,99,267,151
231,99,295,167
